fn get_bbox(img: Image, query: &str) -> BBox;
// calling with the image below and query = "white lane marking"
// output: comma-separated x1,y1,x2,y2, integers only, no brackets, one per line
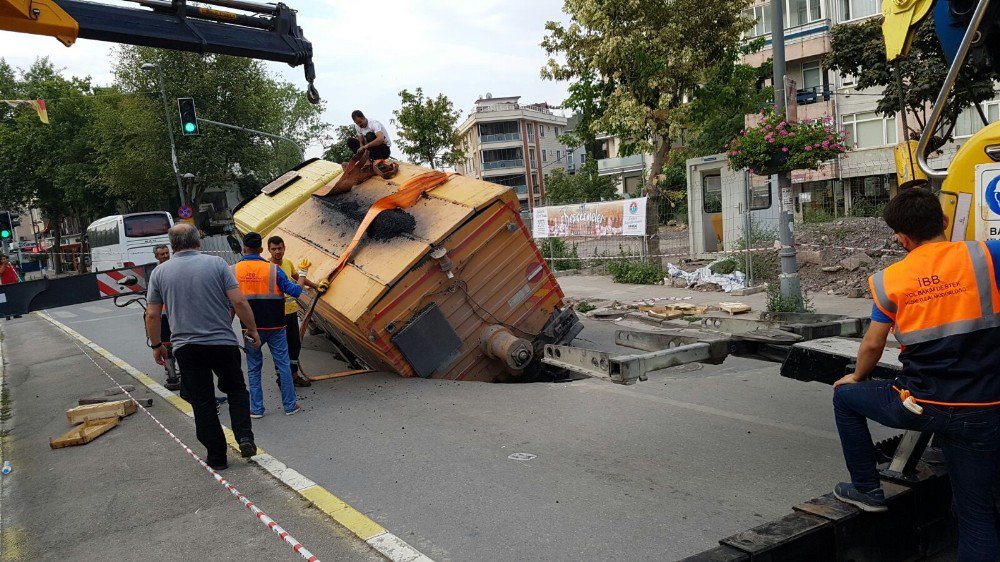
50,310,78,319
579,379,841,442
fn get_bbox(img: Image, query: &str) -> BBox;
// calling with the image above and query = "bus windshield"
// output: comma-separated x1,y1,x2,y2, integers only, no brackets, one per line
124,214,171,237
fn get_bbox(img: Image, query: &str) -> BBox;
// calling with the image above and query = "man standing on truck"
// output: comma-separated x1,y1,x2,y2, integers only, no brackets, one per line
832,188,1000,559
145,223,258,470
347,110,391,160
266,235,328,388
234,232,306,417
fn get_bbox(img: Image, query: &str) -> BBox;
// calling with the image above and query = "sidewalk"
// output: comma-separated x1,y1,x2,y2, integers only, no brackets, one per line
0,316,381,561
556,274,876,319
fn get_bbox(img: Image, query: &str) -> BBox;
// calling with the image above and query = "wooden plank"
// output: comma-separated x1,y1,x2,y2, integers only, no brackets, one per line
306,369,375,382
720,302,752,315
79,397,153,407
66,399,137,425
50,418,120,449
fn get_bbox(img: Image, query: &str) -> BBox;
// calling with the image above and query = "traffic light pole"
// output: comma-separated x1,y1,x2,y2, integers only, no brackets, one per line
197,118,305,160
151,68,187,207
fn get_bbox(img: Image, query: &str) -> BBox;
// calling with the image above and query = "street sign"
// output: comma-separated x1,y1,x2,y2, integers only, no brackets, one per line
975,164,1000,240
178,205,194,219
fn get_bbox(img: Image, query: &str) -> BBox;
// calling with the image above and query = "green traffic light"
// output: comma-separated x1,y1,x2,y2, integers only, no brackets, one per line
184,122,196,134
1,230,9,239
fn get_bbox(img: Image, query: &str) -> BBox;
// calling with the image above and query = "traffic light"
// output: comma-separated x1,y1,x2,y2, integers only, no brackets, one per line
177,97,200,136
0,212,12,240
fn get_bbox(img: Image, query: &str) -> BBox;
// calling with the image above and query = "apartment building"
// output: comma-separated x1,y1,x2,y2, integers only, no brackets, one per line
456,95,569,210
739,0,999,219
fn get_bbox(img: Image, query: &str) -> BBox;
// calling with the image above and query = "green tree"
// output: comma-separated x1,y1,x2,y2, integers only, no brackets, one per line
322,125,357,163
826,17,996,154
542,0,754,192
544,163,618,204
0,58,112,272
109,46,329,207
686,41,773,156
391,87,463,169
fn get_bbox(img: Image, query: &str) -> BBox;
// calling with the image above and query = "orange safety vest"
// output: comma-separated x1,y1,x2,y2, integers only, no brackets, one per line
870,240,1000,406
232,259,285,330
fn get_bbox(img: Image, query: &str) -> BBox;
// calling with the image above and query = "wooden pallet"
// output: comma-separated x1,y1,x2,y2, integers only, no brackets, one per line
719,302,752,315
50,418,120,449
66,399,137,425
639,303,710,319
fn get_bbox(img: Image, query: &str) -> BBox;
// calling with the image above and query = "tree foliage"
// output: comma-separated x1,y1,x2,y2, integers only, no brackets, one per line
322,125,357,164
541,0,755,191
544,162,619,205
391,88,463,169
686,41,773,156
826,17,996,153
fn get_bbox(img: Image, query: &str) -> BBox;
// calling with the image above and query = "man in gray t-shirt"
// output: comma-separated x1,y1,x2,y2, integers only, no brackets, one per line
144,223,261,470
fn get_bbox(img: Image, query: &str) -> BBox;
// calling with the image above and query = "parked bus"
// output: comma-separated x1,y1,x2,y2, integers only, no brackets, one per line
86,212,174,271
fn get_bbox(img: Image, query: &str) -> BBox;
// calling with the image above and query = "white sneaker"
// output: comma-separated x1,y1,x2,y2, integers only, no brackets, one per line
250,412,264,419
284,404,302,416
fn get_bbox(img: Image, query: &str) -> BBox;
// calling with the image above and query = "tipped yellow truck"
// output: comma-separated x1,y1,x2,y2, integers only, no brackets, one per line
233,159,582,383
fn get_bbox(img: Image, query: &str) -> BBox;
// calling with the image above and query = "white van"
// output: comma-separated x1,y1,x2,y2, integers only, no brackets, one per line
86,212,174,271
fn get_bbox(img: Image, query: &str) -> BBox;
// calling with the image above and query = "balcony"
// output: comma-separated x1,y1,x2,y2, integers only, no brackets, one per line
480,132,522,144
513,185,528,196
597,154,646,176
483,159,524,171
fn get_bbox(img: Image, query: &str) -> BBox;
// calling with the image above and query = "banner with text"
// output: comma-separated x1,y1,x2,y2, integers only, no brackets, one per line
532,198,647,238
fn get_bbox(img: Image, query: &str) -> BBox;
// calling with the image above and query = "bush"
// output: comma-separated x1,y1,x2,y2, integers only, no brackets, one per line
765,283,814,312
607,259,664,284
733,225,779,284
802,208,835,223
575,301,596,313
541,237,582,271
849,200,885,218
710,258,738,275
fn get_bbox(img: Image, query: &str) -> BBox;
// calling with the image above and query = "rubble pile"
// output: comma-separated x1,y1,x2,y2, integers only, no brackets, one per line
793,217,901,297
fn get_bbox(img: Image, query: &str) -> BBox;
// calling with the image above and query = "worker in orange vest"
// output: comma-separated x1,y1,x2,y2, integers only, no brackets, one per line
233,232,307,417
832,188,1000,559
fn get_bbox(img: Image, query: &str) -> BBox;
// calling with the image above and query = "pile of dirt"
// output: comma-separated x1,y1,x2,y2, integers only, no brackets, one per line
793,217,901,297
320,198,416,241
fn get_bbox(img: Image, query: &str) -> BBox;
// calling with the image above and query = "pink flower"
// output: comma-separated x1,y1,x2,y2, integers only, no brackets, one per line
781,147,789,153
768,138,775,144
822,140,830,149
813,143,822,149
778,121,786,128
780,130,789,136
789,133,796,138
804,146,812,151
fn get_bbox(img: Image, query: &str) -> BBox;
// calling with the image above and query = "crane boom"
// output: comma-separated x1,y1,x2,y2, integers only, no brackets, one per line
0,0,319,102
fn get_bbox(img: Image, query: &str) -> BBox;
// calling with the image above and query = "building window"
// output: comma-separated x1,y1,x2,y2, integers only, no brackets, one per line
843,112,897,149
556,150,561,162
786,0,822,28
750,183,772,210
801,60,823,92
542,150,547,162
954,99,1000,138
840,0,879,21
526,123,534,141
840,72,856,88
580,153,586,164
529,150,536,167
540,125,545,138
744,5,772,38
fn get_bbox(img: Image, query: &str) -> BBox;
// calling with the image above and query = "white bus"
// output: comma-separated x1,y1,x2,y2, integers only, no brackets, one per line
86,212,174,271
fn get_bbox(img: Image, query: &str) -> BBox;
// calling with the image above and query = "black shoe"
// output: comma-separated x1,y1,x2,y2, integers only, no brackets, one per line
164,379,182,391
238,439,257,458
207,457,228,470
293,373,312,387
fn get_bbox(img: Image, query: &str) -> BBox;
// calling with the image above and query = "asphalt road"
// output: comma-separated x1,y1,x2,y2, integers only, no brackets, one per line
33,298,898,560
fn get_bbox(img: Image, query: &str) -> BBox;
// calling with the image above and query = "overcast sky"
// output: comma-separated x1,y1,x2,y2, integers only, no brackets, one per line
0,0,573,157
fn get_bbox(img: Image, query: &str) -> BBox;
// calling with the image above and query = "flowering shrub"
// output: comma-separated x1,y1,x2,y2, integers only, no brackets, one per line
726,111,849,176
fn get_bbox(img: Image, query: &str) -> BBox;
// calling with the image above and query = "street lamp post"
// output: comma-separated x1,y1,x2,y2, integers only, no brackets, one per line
141,63,187,207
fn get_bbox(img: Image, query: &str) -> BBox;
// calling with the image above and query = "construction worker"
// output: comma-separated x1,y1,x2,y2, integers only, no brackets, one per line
348,110,391,160
832,188,1000,559
233,232,306,417
266,235,328,388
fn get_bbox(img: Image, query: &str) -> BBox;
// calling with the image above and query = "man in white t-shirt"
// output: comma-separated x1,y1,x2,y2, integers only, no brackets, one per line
348,109,391,160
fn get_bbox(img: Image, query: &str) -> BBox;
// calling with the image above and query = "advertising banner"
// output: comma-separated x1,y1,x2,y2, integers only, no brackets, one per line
532,198,647,238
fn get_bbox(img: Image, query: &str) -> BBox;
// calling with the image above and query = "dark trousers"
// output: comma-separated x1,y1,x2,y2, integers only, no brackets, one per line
347,132,391,160
174,344,254,465
285,312,301,375
834,380,1000,560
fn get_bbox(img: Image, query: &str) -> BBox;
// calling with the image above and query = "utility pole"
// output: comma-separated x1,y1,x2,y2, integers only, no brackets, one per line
770,0,804,309
197,117,305,160
141,63,187,207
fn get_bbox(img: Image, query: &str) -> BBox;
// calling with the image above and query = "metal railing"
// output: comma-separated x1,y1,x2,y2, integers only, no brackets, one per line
483,159,524,170
597,154,645,173
480,132,521,144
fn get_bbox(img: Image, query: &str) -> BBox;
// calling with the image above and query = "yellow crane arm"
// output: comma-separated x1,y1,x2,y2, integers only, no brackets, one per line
0,0,78,46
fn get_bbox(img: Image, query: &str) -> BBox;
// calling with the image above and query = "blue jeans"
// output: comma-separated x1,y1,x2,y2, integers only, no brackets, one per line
245,328,297,414
833,379,1000,561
